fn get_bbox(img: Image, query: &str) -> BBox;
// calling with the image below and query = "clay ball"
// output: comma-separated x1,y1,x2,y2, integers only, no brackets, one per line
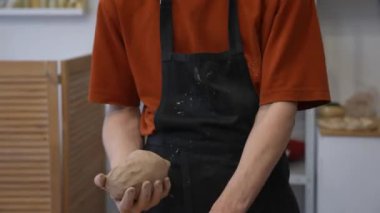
105,150,170,201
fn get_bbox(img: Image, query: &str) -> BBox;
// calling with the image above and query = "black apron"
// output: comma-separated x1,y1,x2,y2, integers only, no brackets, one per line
143,0,300,212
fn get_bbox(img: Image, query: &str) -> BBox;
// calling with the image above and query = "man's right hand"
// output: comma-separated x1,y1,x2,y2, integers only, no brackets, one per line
94,174,171,213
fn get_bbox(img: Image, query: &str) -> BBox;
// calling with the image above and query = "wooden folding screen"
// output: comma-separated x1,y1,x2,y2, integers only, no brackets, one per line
0,56,105,213
61,56,105,213
0,62,60,213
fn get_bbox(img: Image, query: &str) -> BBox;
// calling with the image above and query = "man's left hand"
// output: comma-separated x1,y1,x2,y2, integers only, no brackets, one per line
210,191,246,213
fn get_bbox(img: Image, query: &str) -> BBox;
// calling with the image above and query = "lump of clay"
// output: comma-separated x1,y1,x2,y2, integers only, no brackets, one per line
105,150,170,201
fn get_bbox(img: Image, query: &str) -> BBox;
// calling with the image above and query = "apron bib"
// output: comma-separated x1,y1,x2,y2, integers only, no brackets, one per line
144,0,300,212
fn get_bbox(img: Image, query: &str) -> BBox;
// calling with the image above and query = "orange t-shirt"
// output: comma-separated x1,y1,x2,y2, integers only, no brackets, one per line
89,0,330,136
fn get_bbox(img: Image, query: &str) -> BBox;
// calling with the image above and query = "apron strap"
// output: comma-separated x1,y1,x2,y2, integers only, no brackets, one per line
228,0,244,55
160,0,243,61
160,0,173,61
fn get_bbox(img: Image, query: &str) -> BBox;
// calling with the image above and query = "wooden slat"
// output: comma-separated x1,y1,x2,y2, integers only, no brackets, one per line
69,154,104,191
1,211,50,213
0,105,48,112
67,75,89,90
0,176,49,182
69,135,102,157
63,55,91,75
0,147,48,154
0,112,48,119
0,62,48,76
69,117,102,140
0,197,50,203
0,183,49,189
0,168,50,177
0,154,49,161
0,98,48,105
69,108,102,126
69,183,100,208
0,77,47,83
61,55,105,213
0,83,47,90
0,119,48,126
0,134,47,141
0,162,49,169
0,190,50,197
0,196,50,203
68,101,99,116
68,141,103,174
66,94,88,109
0,90,47,98
0,141,48,147
67,93,90,108
70,108,102,122
0,127,48,133
0,204,50,210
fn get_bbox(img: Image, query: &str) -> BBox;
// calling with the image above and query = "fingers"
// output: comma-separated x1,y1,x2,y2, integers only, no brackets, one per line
149,180,164,208
113,178,171,213
162,177,171,198
135,181,153,210
147,177,171,210
117,187,136,213
94,173,107,190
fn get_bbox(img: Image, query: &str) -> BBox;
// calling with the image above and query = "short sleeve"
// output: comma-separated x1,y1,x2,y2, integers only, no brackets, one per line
260,0,330,110
88,0,140,106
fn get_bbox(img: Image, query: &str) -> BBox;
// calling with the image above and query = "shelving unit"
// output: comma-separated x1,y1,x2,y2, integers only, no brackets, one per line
0,8,85,16
0,0,86,16
290,160,307,185
288,109,318,213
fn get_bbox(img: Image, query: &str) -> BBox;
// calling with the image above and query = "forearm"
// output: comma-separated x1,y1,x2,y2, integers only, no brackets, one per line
103,104,143,169
218,102,297,211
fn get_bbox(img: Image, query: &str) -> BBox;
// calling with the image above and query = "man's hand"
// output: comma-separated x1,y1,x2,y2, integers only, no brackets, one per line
115,178,171,213
94,174,171,213
211,102,297,212
210,185,247,213
210,193,245,213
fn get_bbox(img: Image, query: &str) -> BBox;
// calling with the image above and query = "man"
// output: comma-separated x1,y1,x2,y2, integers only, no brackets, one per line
89,0,330,212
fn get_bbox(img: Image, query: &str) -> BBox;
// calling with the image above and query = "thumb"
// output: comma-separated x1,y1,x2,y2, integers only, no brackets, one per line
94,173,107,190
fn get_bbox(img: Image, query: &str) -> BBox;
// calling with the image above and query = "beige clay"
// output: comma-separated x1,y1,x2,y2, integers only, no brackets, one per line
105,150,170,201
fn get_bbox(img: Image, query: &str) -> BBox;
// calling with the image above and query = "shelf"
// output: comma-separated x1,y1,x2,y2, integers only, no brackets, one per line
0,8,85,16
289,160,306,185
319,118,380,137
319,128,380,137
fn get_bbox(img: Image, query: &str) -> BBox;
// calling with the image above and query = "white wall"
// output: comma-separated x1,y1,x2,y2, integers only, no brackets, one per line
0,0,99,60
318,0,380,113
